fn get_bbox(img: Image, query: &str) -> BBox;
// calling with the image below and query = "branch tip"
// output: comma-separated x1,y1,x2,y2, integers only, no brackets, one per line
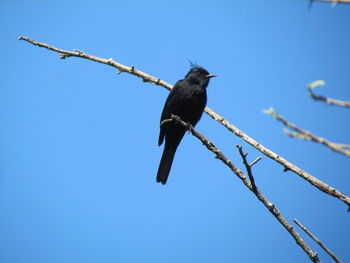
308,80,325,90
262,107,275,116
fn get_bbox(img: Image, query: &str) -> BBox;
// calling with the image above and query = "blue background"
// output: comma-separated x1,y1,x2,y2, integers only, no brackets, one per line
1,1,349,262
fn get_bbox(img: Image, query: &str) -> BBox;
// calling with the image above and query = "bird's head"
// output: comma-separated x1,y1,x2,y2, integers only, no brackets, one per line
185,64,216,88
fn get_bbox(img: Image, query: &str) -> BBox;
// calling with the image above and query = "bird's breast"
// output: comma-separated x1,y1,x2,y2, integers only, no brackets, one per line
173,88,207,124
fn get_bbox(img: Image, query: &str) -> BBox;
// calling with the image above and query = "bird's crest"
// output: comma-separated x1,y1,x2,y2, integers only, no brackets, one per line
188,60,199,69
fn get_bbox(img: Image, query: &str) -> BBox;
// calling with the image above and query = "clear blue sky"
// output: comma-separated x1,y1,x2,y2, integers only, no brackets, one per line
1,1,349,262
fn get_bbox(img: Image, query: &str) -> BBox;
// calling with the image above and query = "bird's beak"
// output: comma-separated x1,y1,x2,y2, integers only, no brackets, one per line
206,74,217,78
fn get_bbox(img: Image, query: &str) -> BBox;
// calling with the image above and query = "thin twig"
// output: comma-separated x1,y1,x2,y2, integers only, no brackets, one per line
236,145,259,192
294,219,342,263
18,36,350,210
264,108,350,158
163,115,320,263
308,81,350,108
250,156,262,167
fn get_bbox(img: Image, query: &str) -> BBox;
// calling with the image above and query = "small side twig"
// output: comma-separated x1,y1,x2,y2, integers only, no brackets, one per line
163,115,320,263
250,156,262,166
264,107,350,158
308,80,350,108
236,145,261,193
294,219,342,263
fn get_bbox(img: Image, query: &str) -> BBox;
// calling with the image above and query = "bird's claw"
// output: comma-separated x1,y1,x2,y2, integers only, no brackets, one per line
186,122,194,132
171,115,181,122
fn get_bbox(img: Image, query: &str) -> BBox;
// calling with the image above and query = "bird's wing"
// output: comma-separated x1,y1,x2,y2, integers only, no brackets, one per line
158,80,184,146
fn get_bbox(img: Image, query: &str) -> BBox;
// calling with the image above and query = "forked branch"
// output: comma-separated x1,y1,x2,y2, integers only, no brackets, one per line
264,108,350,158
236,145,261,192
161,115,320,263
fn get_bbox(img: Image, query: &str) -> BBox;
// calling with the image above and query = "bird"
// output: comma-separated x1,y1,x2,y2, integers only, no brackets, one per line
156,65,216,184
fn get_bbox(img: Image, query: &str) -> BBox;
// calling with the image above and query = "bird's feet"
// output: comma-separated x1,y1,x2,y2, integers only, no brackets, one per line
185,122,194,132
171,114,181,122
170,114,193,131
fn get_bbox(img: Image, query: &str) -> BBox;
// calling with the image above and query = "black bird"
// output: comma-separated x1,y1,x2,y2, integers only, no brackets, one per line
157,65,216,184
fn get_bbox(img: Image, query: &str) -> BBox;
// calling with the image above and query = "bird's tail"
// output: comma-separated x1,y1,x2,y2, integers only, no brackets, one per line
156,145,176,185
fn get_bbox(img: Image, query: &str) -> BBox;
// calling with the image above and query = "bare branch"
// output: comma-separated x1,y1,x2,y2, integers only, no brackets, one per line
294,219,342,263
164,115,320,263
19,36,350,210
264,108,350,158
307,81,350,108
236,145,259,192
